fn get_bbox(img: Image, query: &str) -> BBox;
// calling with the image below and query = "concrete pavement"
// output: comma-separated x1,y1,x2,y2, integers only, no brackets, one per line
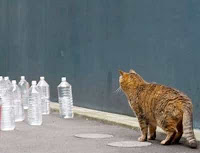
0,110,199,153
50,102,200,141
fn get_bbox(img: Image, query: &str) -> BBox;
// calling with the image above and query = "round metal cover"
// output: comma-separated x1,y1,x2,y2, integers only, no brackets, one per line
107,141,152,148
74,133,113,139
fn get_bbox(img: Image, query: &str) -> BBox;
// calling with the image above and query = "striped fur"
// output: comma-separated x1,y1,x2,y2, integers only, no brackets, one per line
119,69,197,148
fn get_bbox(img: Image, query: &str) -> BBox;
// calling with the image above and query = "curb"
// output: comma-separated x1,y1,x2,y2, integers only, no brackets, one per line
50,102,200,141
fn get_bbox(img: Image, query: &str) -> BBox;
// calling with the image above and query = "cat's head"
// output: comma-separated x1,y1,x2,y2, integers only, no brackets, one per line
119,69,145,92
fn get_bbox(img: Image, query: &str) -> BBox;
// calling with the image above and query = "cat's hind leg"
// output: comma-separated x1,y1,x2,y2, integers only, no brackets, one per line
160,119,177,145
161,131,176,145
172,120,183,144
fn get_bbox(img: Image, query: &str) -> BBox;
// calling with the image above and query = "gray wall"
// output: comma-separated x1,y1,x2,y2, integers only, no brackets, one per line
0,0,200,128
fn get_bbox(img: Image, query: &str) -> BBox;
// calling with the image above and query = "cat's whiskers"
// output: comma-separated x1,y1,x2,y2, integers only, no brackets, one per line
113,87,123,95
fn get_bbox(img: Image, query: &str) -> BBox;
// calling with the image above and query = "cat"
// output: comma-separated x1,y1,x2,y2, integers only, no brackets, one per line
119,69,197,148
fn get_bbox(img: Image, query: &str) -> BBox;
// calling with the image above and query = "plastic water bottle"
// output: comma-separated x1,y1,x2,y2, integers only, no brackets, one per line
12,80,24,122
4,76,12,90
18,76,29,109
28,81,42,125
37,77,50,115
57,77,73,118
0,76,6,97
1,83,15,131
0,98,2,128
0,76,4,128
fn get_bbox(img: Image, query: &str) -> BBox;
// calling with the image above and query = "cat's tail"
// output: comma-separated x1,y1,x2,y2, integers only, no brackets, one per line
183,103,197,148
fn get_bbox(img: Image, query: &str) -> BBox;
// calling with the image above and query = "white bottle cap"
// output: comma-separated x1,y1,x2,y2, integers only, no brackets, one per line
61,77,66,82
4,76,9,80
21,76,25,80
12,80,17,84
0,76,3,80
40,76,45,80
32,81,37,85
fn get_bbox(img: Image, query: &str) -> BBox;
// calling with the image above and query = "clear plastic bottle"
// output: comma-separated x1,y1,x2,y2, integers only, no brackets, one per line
1,84,15,131
18,76,29,109
0,76,6,97
28,81,42,125
4,76,12,90
57,77,73,118
0,97,2,126
12,80,25,122
37,76,50,115
0,76,4,129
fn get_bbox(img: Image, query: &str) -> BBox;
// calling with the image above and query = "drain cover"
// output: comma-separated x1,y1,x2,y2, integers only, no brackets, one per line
74,133,113,139
107,141,152,148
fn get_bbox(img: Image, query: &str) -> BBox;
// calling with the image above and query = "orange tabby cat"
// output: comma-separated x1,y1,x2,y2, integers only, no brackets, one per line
119,69,197,148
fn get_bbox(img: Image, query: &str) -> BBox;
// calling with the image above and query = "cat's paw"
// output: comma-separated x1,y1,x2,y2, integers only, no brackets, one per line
148,135,156,140
160,140,170,145
148,132,156,140
138,136,147,142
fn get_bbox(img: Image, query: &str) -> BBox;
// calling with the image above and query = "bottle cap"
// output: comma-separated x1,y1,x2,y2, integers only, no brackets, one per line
12,80,17,84
21,76,25,80
61,77,66,82
4,76,9,80
32,81,37,85
40,76,45,80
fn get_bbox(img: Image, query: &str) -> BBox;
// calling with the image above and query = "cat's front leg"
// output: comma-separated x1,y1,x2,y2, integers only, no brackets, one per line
137,117,148,142
148,123,157,140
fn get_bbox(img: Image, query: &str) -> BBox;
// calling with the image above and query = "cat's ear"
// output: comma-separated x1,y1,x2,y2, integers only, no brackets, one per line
119,70,124,76
129,69,136,74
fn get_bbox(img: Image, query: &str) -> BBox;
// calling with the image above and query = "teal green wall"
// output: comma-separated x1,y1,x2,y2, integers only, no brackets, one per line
0,0,200,128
